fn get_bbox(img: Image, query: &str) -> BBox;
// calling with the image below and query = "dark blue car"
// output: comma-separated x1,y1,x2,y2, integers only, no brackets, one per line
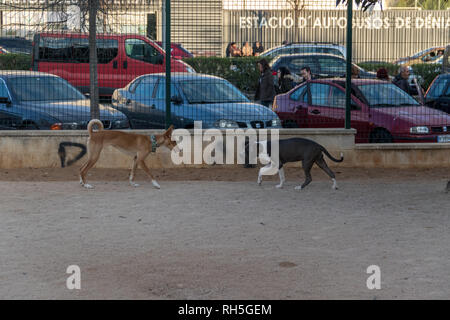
0,71,129,130
111,73,282,129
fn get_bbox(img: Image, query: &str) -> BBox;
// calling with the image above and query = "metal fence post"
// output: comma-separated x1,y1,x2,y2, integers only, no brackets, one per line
345,0,353,130
164,0,171,129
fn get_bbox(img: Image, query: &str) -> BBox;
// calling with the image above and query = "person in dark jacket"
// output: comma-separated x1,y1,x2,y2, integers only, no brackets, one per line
276,66,294,94
254,58,275,108
253,41,264,56
392,66,413,95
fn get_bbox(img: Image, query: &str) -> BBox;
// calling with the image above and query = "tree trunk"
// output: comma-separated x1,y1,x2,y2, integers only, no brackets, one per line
89,0,100,120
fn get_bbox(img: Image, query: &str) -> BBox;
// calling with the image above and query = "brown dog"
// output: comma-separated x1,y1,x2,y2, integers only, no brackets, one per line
79,119,177,189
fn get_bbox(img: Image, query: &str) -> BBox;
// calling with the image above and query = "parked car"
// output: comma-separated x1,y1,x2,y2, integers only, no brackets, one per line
269,53,376,80
261,42,346,60
31,33,196,98
0,37,32,54
0,71,129,130
395,46,446,67
424,73,450,114
111,73,282,129
155,42,194,59
272,78,450,143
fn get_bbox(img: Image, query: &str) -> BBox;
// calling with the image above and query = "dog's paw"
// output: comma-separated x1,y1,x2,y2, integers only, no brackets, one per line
294,185,302,190
83,183,94,189
275,184,283,189
152,180,161,189
130,182,140,187
257,176,262,185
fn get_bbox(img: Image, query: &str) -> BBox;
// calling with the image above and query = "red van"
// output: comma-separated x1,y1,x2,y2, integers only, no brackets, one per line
31,33,195,97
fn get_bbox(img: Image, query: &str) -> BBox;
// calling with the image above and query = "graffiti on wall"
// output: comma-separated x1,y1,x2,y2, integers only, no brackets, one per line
58,142,86,168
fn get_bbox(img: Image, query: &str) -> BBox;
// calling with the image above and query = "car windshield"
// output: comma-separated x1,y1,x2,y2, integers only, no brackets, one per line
179,79,249,104
357,83,420,107
8,76,86,102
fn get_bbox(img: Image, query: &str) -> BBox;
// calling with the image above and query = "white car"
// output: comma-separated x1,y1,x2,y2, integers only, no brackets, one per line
261,42,346,60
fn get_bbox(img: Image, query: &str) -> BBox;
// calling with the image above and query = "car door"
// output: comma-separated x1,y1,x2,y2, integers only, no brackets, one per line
0,79,20,129
306,83,343,128
123,38,164,87
152,79,182,128
125,77,159,129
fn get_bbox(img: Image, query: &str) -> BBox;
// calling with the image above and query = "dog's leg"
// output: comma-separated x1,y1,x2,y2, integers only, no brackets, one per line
137,154,160,189
129,155,140,187
79,142,101,189
275,165,285,189
295,160,313,190
257,162,273,185
315,156,338,190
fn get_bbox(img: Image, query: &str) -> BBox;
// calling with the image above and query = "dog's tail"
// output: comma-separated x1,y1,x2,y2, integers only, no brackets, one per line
320,146,344,163
87,119,104,136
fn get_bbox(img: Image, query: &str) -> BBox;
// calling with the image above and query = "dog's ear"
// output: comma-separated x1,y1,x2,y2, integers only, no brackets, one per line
165,125,174,137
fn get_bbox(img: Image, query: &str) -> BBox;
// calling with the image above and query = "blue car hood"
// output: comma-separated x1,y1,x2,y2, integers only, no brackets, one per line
19,99,126,122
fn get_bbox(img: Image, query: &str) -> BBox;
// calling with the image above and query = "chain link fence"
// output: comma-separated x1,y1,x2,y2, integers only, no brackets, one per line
0,0,449,142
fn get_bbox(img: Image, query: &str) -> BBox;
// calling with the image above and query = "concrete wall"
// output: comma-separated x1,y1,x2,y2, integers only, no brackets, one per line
0,129,449,169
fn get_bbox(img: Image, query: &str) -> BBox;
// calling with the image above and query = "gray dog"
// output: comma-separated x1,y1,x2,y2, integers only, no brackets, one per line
247,137,344,190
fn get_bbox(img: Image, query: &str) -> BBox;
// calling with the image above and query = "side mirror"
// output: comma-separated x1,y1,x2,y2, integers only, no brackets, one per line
0,97,11,106
170,95,183,105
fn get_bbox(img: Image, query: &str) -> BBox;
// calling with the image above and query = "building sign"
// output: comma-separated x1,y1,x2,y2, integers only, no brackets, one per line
239,15,450,30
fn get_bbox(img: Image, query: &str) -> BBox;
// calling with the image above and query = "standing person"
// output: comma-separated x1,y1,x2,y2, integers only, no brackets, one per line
351,64,360,79
253,41,264,56
300,66,313,81
255,58,275,108
229,42,242,57
225,42,232,57
242,41,253,57
392,66,413,95
276,66,294,94
376,67,390,81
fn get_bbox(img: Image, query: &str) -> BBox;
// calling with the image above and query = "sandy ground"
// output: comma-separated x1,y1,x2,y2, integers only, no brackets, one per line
0,166,449,299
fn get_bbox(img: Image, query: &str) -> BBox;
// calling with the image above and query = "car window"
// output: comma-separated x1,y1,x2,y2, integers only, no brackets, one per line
317,57,346,76
7,76,86,101
155,81,179,99
289,57,318,74
39,37,118,64
125,39,162,64
290,85,306,101
328,86,346,108
135,78,158,101
444,82,450,97
357,83,420,107
0,80,9,98
427,77,448,98
309,83,330,106
179,79,249,104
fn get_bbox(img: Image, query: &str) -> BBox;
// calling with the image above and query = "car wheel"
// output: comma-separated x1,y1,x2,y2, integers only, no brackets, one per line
369,129,393,143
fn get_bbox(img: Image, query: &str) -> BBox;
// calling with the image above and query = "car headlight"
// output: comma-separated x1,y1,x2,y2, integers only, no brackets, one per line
215,119,239,129
410,126,429,134
112,119,130,129
270,119,282,127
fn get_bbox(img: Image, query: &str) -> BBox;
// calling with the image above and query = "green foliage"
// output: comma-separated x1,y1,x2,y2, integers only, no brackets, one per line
357,62,399,75
410,63,442,89
0,53,31,70
183,57,262,93
393,0,449,9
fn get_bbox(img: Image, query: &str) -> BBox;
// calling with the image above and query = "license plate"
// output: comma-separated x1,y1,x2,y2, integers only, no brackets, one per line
437,135,450,143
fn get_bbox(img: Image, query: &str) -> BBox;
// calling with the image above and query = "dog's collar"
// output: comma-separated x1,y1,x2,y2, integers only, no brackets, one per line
150,135,159,153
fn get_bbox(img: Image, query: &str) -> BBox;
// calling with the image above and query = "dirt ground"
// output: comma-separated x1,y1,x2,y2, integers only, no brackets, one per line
0,166,449,299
